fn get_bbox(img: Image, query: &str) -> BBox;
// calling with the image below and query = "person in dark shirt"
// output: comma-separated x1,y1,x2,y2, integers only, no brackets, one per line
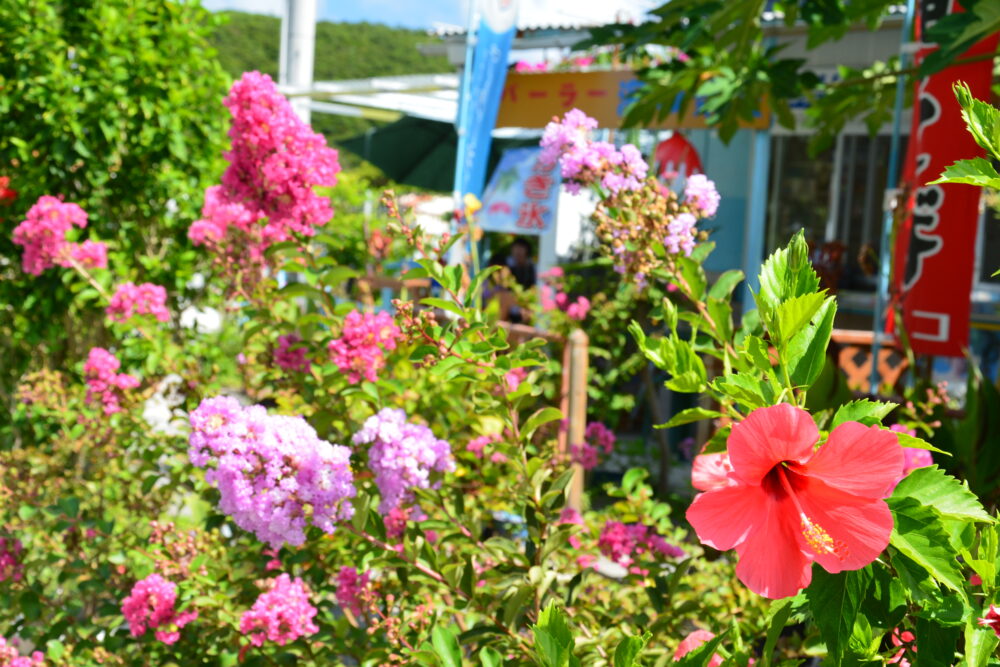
506,237,536,290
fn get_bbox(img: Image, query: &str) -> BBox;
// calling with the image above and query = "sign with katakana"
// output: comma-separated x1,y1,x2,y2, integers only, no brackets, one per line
495,70,771,130
478,147,559,235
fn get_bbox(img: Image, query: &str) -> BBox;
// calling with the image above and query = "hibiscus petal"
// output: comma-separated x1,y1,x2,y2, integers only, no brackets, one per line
796,422,904,499
686,484,762,551
729,404,818,485
733,493,813,599
795,482,893,573
691,452,734,491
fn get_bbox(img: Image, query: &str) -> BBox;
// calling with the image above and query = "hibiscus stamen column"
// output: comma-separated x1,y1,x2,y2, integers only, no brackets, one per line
773,464,848,562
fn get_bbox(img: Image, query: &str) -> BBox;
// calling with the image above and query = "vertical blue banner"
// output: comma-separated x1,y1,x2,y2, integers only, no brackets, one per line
454,0,519,202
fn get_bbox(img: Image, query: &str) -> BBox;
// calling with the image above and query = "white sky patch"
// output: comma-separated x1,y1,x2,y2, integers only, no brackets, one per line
201,0,283,16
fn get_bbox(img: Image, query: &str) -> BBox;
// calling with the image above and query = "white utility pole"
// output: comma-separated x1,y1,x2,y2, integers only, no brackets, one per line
279,0,316,124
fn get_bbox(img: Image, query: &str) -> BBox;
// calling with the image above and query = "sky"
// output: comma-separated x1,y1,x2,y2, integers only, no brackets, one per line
201,0,654,31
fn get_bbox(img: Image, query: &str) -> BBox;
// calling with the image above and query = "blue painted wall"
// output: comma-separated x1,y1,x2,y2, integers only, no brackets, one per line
684,129,753,279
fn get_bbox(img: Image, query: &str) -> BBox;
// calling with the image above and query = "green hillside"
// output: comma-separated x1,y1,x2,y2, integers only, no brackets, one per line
209,11,453,142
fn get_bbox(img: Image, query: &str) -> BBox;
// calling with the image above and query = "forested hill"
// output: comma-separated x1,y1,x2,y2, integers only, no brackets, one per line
209,11,453,142
209,11,452,83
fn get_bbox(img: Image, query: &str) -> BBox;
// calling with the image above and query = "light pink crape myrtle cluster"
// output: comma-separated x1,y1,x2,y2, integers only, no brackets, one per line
352,408,454,514
12,196,108,276
106,282,170,323
335,566,372,616
0,636,44,667
539,109,648,195
120,573,198,645
188,396,356,549
83,347,140,415
327,310,401,384
684,173,721,218
189,71,342,261
239,574,318,647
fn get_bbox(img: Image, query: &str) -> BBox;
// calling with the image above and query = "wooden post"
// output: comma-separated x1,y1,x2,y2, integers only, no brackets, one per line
565,328,589,511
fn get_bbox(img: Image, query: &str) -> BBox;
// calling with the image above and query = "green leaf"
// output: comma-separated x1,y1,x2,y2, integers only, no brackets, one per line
776,292,827,344
479,647,502,667
891,466,992,524
760,598,794,667
706,297,734,342
964,621,999,667
45,640,65,662
708,269,745,300
431,625,463,667
894,431,949,456
742,335,774,373
914,617,960,666
662,407,723,429
532,600,577,667
522,407,564,441
929,157,1000,188
421,297,467,318
805,566,872,663
786,296,836,388
676,255,707,301
830,399,897,428
712,373,771,410
613,632,651,667
888,497,967,596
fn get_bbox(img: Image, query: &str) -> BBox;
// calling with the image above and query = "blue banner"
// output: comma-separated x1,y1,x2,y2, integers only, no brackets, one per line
479,147,559,235
454,0,518,201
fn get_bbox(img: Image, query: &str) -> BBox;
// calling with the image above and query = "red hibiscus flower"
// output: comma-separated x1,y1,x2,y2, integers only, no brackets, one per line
687,403,903,599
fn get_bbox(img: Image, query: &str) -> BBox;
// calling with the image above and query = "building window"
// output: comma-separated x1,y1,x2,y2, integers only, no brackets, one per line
766,133,907,292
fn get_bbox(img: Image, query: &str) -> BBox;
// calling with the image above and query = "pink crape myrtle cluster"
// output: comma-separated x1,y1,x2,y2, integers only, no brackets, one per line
539,267,591,322
0,538,23,582
83,347,140,415
466,432,502,460
570,421,616,470
539,109,648,195
274,333,312,373
11,196,107,276
597,520,685,570
106,282,170,323
188,396,356,549
240,574,319,647
335,566,372,617
121,574,198,645
352,408,454,514
189,71,341,262
0,636,44,667
327,310,401,383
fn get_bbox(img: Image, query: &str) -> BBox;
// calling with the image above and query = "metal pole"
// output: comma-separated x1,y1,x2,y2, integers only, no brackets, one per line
870,0,916,392
282,0,316,124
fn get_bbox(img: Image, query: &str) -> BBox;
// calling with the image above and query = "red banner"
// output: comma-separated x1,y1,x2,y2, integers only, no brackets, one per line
890,0,998,357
